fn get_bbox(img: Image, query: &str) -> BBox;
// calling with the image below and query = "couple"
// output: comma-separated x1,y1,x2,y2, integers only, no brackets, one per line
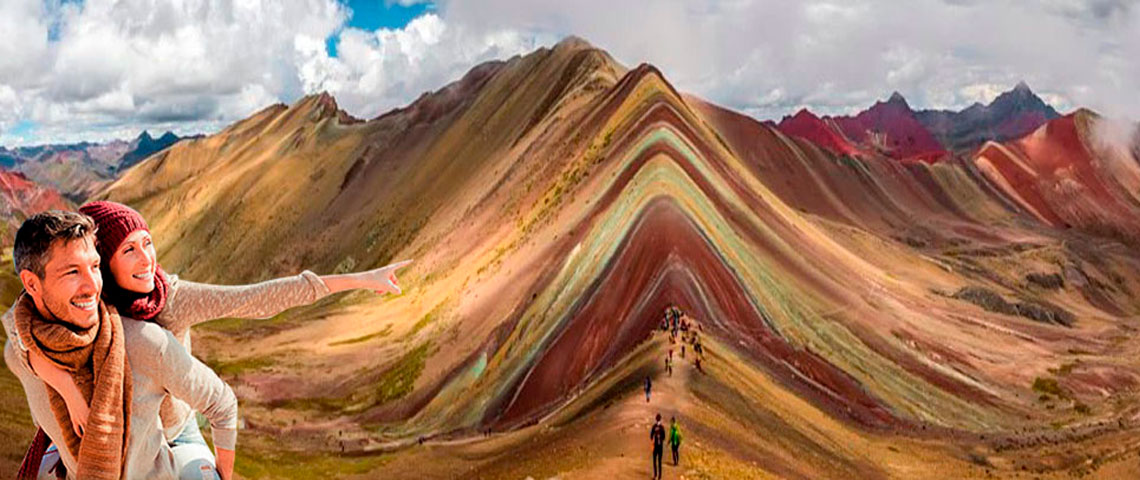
3,202,411,479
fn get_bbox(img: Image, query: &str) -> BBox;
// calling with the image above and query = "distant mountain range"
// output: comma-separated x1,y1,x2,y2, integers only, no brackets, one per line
116,130,187,172
0,130,193,200
916,81,1061,152
777,82,1061,159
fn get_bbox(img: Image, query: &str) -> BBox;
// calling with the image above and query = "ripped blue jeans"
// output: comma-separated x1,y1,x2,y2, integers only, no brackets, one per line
170,417,221,480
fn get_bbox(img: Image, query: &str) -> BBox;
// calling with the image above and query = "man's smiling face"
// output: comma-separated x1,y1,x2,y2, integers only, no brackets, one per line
33,236,103,328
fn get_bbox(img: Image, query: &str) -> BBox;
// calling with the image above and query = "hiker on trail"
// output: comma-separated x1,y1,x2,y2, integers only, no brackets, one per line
645,375,652,402
669,416,683,466
681,344,685,359
665,354,673,377
6,204,412,479
650,413,666,480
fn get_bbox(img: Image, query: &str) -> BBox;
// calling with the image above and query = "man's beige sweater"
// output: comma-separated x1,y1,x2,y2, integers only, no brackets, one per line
3,270,331,478
4,311,238,478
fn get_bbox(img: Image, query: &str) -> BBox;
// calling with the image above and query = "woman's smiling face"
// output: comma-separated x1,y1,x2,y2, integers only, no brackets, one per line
109,229,157,293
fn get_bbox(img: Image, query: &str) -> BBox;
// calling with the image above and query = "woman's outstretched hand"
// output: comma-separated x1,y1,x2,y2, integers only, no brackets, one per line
368,259,413,295
320,259,413,295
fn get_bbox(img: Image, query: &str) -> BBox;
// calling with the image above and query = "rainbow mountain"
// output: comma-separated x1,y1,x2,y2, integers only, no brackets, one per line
2,37,1138,478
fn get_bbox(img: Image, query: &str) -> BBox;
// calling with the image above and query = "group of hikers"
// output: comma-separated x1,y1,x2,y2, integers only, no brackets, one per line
4,204,410,479
660,305,705,375
647,304,709,478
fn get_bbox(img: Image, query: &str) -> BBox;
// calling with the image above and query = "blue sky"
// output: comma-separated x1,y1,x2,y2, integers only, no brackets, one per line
326,1,435,57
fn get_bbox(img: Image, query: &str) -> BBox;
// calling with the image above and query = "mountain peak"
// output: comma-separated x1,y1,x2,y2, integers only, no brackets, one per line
913,80,1061,151
792,107,818,120
554,35,595,52
314,90,337,108
990,81,1058,117
296,91,362,124
887,91,908,106
1071,107,1100,122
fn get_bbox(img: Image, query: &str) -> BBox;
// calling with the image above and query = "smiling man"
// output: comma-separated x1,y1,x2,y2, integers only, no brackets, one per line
2,210,238,479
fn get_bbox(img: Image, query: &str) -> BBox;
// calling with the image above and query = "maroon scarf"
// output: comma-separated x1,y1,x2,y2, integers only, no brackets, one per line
101,265,169,322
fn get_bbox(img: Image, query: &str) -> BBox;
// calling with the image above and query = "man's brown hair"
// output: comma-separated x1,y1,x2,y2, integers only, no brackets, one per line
13,210,98,277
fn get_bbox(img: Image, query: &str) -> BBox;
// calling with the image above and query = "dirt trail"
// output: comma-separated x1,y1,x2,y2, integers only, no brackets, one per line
560,329,701,480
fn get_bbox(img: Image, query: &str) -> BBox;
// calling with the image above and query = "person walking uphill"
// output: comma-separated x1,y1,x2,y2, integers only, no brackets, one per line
669,416,683,466
645,375,652,402
650,413,666,480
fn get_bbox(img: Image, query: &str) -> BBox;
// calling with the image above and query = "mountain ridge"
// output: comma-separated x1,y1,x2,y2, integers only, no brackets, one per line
15,36,1139,478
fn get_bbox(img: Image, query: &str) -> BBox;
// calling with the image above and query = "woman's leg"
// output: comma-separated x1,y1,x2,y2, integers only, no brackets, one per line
170,416,221,480
37,444,62,480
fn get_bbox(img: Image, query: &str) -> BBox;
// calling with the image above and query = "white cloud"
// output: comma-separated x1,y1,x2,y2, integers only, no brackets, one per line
0,84,23,137
297,12,551,119
0,0,52,89
1,0,1138,147
1,0,348,146
438,0,1140,120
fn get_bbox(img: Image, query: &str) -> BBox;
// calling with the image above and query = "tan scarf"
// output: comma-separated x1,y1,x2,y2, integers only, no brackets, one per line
14,292,132,480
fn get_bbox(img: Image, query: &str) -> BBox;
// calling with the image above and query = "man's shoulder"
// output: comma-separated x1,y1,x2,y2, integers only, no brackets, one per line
3,337,24,373
1,301,17,339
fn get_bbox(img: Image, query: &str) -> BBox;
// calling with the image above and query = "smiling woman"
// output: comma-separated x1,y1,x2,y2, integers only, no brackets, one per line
108,230,156,294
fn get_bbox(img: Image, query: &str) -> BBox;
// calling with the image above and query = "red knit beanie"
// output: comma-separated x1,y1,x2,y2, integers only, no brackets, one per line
78,200,169,321
78,201,150,263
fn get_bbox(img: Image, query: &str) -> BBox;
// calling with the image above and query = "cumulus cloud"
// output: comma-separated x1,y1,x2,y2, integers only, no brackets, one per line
1,0,346,145
441,0,1140,120
296,13,552,118
1,0,1138,147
